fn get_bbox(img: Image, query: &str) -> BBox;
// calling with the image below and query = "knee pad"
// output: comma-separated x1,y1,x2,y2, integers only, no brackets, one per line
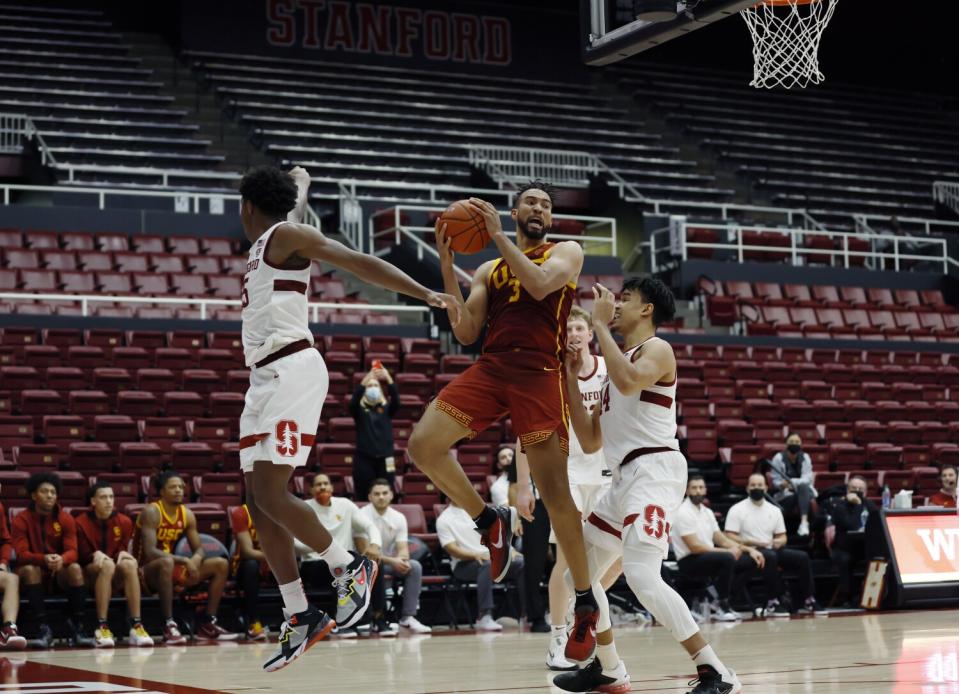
622,526,699,643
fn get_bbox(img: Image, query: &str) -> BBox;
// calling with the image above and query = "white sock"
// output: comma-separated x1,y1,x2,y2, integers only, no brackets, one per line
318,541,354,571
596,641,620,670
279,579,309,615
693,645,731,681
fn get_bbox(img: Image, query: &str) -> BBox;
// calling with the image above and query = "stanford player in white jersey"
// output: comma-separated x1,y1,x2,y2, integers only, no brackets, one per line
237,166,459,672
554,278,740,694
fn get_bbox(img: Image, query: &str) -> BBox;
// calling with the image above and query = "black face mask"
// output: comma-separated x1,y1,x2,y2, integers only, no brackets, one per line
688,494,705,506
787,444,801,455
749,489,765,502
855,491,865,501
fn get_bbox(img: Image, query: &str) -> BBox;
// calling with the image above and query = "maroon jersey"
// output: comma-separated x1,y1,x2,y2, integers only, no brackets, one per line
483,243,576,368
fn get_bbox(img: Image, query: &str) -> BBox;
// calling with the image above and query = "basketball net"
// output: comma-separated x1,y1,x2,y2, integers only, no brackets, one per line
741,0,838,89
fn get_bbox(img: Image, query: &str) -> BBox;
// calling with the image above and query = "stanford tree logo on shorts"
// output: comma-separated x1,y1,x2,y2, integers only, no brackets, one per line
276,420,299,457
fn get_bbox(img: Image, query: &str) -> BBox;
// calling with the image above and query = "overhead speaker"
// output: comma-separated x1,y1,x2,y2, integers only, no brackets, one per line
633,0,678,22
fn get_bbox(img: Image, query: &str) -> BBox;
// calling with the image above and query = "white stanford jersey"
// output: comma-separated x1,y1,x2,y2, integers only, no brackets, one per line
241,222,314,367
599,335,677,470
568,354,610,485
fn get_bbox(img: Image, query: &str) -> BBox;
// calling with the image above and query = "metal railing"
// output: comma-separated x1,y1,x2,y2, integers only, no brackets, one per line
933,181,959,215
337,181,363,251
0,292,429,324
0,183,322,230
0,112,56,166
332,179,511,205
369,204,617,281
649,222,952,274
469,146,599,189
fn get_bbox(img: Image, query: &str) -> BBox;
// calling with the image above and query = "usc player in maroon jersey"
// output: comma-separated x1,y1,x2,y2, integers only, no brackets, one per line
408,181,599,654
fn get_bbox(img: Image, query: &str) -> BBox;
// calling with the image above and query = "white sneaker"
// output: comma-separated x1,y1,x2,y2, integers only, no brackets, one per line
128,624,154,647
546,632,577,671
475,615,503,632
710,601,742,622
398,616,432,634
94,626,115,648
797,520,810,537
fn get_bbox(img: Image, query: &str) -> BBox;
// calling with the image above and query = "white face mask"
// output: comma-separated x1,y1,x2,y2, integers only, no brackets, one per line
365,386,382,402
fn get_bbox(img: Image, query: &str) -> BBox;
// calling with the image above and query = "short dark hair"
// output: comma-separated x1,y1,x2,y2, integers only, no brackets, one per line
155,470,184,495
941,464,957,476
27,471,61,496
369,478,392,491
848,475,868,489
87,480,112,504
621,276,676,326
239,166,298,218
687,475,705,485
514,180,556,205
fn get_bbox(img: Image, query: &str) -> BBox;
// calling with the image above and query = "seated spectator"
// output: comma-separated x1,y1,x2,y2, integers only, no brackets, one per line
670,476,762,621
296,474,381,636
12,472,86,647
725,474,822,616
76,481,153,647
133,471,237,643
436,500,524,632
230,502,271,641
490,446,514,507
768,433,817,537
828,476,878,608
0,492,26,650
362,479,432,635
928,465,957,509
350,364,400,499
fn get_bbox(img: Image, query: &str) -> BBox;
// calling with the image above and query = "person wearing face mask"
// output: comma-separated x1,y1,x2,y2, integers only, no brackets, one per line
349,365,400,500
671,476,762,622
490,446,514,507
724,474,821,617
829,476,878,608
768,434,818,537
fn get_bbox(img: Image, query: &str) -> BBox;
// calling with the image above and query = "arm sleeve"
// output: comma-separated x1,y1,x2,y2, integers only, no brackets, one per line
61,513,79,565
768,454,786,488
670,508,694,539
435,515,454,548
11,514,45,566
386,382,400,418
797,456,815,487
708,512,721,535
395,514,408,544
349,385,364,417
350,502,382,546
773,508,786,535
723,506,742,534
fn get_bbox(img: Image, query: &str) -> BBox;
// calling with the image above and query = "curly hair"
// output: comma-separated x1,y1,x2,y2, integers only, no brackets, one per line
621,276,676,327
239,166,298,218
155,469,185,495
26,471,62,496
514,179,556,205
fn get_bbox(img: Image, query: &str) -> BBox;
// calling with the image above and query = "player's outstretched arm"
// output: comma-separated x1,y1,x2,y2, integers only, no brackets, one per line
286,166,311,223
270,222,461,326
564,344,602,453
470,198,583,301
436,223,489,344
590,284,673,396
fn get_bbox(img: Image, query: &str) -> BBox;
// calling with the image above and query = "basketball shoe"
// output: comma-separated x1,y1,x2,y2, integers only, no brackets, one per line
333,551,378,629
94,624,115,648
564,604,598,662
163,619,187,645
547,629,577,671
0,623,26,650
128,623,154,647
552,658,630,694
263,606,334,673
480,506,514,582
197,616,239,641
687,664,742,694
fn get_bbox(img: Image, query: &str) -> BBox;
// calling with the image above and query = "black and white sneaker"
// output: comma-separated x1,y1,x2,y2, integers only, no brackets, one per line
262,606,334,673
333,552,379,629
687,665,742,694
552,658,630,694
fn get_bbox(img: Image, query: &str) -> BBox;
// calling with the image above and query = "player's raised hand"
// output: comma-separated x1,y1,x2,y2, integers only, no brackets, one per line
434,221,455,268
425,291,462,327
591,283,616,327
565,341,584,381
468,198,504,238
288,166,311,187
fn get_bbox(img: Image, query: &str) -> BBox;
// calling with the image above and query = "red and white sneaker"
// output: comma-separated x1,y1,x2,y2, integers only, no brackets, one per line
197,616,239,641
564,604,598,663
0,622,26,650
480,506,514,583
163,620,187,646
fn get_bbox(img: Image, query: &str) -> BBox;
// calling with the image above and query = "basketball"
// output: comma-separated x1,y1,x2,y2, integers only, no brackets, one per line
438,199,489,254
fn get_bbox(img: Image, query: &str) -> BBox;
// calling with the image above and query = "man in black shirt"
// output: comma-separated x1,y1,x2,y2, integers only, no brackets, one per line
830,475,877,607
349,365,400,498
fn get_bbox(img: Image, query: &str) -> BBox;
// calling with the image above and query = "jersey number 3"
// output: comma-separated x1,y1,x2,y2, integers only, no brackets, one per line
491,265,521,303
643,504,669,540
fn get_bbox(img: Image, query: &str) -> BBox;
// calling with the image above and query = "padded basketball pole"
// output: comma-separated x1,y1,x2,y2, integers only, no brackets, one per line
581,0,757,66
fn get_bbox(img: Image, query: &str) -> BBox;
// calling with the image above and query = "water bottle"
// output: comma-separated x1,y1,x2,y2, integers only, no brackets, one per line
881,485,891,510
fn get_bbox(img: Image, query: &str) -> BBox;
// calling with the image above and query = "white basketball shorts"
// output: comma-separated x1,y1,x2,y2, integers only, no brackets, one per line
583,451,688,559
549,480,611,544
239,347,328,473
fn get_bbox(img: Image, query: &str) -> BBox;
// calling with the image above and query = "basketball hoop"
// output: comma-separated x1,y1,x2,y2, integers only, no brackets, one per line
741,0,838,89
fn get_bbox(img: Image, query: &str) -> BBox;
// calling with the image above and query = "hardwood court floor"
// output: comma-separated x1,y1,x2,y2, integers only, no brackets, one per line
4,610,957,693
